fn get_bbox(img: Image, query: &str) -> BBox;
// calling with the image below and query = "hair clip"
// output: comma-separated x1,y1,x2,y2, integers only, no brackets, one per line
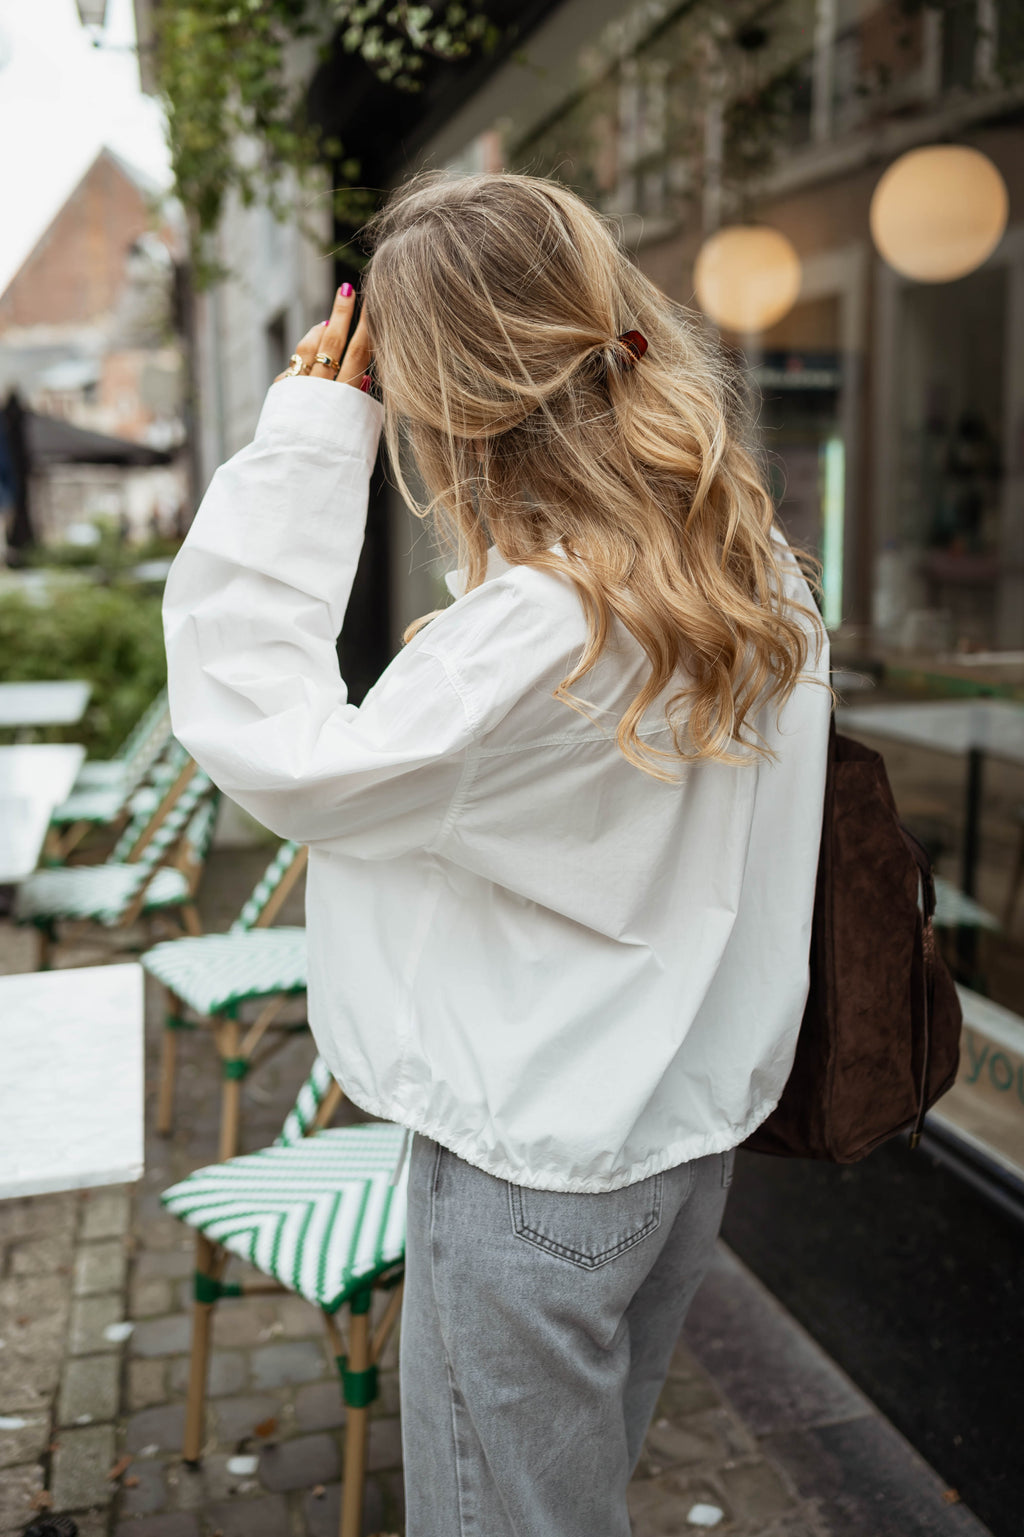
617,330,648,367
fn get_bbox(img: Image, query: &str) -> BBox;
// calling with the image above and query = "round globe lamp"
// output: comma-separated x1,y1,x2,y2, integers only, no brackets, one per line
693,226,802,333
870,145,1008,283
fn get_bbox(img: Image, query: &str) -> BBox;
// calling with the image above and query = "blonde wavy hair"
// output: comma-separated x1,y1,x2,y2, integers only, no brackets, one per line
362,170,831,779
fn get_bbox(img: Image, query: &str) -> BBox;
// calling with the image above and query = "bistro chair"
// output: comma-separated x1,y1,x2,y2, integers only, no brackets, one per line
161,1057,407,1537
45,721,182,866
15,758,218,969
71,686,171,790
142,840,310,1159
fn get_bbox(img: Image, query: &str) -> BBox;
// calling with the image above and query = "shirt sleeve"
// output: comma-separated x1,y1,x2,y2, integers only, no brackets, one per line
162,377,474,859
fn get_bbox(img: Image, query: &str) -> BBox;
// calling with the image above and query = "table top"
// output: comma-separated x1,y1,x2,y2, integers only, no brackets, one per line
837,699,1024,765
0,679,91,728
0,743,85,883
0,963,145,1199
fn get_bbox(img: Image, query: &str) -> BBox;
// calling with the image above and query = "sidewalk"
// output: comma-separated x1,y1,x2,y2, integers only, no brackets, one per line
0,848,996,1537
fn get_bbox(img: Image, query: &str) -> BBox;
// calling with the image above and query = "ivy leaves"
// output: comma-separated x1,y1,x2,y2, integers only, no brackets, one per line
151,0,500,277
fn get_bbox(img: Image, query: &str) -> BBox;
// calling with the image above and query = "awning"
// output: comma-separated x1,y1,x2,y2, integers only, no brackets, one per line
25,410,172,467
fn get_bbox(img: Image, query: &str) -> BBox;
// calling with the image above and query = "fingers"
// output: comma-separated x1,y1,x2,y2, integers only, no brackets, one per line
309,284,356,379
337,310,372,390
273,282,373,389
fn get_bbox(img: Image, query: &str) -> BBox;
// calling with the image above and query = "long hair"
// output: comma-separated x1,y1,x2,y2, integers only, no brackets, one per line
361,170,831,780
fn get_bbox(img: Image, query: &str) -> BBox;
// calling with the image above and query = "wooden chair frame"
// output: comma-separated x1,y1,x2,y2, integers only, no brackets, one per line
34,761,210,970
155,845,310,1162
181,1083,404,1537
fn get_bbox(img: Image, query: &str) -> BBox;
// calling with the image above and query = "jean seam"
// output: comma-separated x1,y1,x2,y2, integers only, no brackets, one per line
429,1142,471,1537
508,1174,664,1270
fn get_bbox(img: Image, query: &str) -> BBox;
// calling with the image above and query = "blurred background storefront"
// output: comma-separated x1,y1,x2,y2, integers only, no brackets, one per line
128,0,1024,1526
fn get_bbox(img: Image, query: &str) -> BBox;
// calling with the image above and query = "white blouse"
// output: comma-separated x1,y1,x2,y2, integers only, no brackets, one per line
163,375,831,1193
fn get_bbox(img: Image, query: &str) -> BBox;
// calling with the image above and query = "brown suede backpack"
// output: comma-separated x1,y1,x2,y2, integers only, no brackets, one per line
744,714,963,1163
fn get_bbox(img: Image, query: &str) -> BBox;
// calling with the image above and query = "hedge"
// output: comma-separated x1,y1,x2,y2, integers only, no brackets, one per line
0,581,167,759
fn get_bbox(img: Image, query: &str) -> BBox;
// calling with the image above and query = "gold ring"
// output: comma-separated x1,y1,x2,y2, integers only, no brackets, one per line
284,353,306,378
314,352,341,373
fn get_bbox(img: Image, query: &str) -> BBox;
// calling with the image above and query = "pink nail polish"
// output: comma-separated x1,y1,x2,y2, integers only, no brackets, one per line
339,282,354,298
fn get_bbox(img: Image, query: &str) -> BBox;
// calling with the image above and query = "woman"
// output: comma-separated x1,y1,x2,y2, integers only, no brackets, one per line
164,170,832,1535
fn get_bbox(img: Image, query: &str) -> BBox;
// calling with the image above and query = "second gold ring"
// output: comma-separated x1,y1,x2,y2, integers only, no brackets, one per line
314,352,341,373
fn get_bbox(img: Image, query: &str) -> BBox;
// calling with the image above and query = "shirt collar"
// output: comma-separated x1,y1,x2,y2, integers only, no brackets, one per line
444,542,564,600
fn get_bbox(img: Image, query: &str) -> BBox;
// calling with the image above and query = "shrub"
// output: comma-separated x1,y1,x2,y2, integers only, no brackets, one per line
0,581,167,758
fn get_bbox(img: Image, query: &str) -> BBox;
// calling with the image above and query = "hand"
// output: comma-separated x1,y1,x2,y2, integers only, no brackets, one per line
275,284,372,387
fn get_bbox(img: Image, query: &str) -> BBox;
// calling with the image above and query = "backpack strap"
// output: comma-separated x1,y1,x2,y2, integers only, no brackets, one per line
898,823,937,1148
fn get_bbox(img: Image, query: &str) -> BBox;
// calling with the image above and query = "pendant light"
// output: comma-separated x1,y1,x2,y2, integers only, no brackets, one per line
869,145,1008,283
693,225,802,333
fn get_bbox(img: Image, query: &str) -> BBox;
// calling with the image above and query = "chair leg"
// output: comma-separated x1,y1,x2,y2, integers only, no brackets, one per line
36,921,56,971
183,1234,218,1465
218,1016,244,1162
339,1301,372,1537
180,902,203,937
156,989,185,1137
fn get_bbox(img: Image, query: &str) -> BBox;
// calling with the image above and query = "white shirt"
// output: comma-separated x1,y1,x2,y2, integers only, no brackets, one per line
163,376,831,1193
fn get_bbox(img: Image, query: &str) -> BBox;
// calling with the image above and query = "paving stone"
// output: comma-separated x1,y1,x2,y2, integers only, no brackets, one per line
0,1416,50,1471
0,1273,69,1332
130,1314,192,1358
168,1349,246,1399
113,1515,200,1537
80,1187,131,1241
58,1353,121,1426
118,1457,169,1517
627,1469,733,1536
210,1302,282,1349
0,1340,63,1413
641,1408,755,1475
717,1457,798,1522
294,1380,345,1432
0,1461,45,1534
125,1404,187,1455
74,1238,128,1296
304,1475,386,1537
257,1431,339,1492
127,1359,167,1410
655,1372,722,1419
135,1248,194,1280
209,1395,282,1446
167,1453,258,1509
51,1422,117,1511
130,1277,174,1318
249,1340,328,1390
273,1293,320,1337
367,1415,403,1473
203,1492,290,1536
69,1294,129,1355
0,1193,76,1243
10,1234,75,1276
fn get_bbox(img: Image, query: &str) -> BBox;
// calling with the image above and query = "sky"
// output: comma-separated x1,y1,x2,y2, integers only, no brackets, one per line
0,0,171,296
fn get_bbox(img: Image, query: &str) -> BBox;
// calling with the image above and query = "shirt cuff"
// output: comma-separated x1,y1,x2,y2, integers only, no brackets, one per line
257,374,384,468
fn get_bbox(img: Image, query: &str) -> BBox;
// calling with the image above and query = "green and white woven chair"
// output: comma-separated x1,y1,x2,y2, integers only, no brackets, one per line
161,1057,407,1537
15,758,218,968
142,839,310,1159
72,686,171,790
43,689,175,862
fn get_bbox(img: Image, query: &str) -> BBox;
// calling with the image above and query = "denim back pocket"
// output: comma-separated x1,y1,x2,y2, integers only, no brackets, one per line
508,1171,665,1270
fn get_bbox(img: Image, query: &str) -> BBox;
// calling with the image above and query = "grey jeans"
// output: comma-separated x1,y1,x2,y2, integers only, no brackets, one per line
400,1133,734,1537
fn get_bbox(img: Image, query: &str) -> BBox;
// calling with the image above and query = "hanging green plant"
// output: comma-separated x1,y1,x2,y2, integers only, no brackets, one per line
150,1,501,279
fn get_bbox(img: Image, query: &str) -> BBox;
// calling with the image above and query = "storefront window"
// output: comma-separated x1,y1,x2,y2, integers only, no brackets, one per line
502,0,1024,1190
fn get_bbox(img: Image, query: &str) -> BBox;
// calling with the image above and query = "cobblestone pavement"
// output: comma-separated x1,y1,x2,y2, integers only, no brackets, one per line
0,842,996,1537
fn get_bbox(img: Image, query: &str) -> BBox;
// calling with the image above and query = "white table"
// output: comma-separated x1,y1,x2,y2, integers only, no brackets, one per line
0,963,145,1198
0,743,85,884
0,680,91,731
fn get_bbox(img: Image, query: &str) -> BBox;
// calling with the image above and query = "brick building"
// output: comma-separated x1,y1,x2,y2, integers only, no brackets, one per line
0,147,186,546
